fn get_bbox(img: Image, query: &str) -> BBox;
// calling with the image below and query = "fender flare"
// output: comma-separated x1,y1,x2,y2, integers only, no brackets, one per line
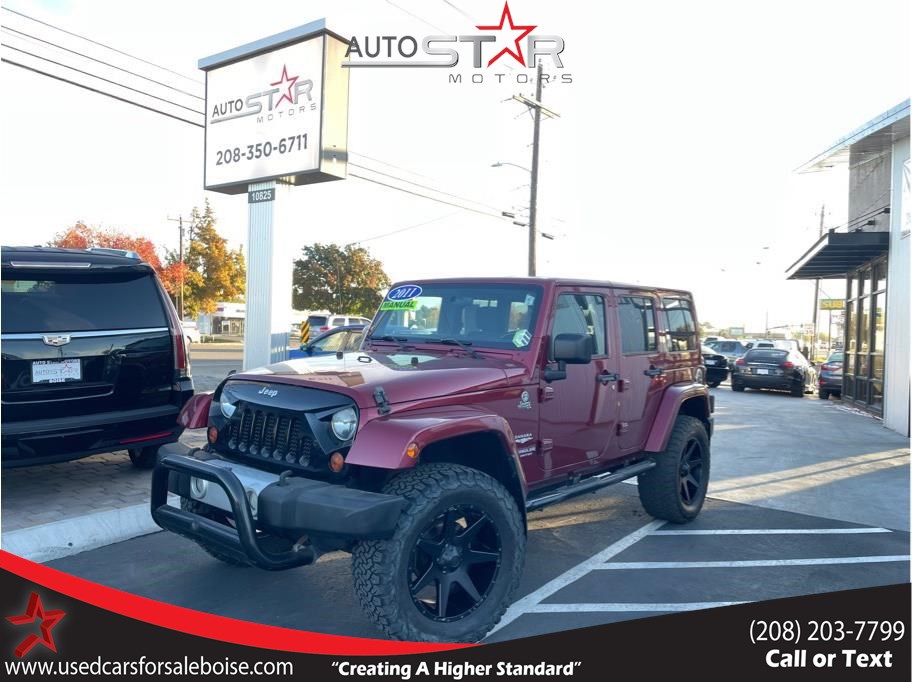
346,405,528,495
643,382,713,453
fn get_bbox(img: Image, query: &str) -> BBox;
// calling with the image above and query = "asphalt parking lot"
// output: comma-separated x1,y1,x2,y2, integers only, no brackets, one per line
31,378,909,641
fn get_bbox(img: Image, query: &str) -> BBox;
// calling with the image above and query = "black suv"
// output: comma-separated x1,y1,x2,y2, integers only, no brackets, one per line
1,247,194,468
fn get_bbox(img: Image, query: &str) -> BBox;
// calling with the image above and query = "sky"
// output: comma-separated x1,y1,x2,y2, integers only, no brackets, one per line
0,0,909,332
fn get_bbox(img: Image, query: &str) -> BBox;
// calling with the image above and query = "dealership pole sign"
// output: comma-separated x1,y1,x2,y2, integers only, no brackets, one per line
199,20,349,370
200,20,350,194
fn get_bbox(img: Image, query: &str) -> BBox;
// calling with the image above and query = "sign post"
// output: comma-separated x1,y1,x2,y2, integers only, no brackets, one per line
199,19,350,369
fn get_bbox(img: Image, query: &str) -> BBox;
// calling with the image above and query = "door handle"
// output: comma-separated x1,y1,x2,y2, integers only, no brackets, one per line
644,367,665,377
598,371,620,385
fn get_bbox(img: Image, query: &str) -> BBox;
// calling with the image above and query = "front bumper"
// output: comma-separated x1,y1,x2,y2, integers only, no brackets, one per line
151,444,407,570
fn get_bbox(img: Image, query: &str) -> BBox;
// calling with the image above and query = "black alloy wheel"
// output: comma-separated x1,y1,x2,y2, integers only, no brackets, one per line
678,439,705,508
408,505,501,622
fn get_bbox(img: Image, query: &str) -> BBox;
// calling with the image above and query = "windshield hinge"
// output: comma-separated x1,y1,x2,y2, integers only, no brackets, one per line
374,386,391,415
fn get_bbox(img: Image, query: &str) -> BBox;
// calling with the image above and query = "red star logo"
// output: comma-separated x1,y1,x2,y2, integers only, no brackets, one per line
270,65,299,107
476,2,537,67
6,592,66,659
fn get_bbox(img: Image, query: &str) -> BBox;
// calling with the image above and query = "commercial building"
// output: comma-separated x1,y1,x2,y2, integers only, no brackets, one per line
786,100,910,435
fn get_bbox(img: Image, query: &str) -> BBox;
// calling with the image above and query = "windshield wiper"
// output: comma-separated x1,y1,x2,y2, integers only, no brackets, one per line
425,338,482,359
366,334,413,352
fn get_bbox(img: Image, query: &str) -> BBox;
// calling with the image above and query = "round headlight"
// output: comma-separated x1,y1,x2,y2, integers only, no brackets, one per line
219,389,237,418
331,407,358,441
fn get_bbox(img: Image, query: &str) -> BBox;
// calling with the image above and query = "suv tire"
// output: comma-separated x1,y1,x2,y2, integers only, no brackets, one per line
790,383,804,398
352,463,525,643
637,415,710,524
731,383,745,392
179,498,249,566
128,446,161,469
819,389,830,400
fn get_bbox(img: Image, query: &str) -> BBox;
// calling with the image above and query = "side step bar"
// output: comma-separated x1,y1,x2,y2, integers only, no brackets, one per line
526,459,656,511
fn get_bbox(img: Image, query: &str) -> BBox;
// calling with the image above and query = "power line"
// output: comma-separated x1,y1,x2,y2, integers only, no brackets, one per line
0,41,205,117
439,0,475,22
349,171,503,219
384,0,447,33
1,6,204,85
1,24,203,100
351,212,460,244
349,151,434,180
349,162,501,213
1,57,204,128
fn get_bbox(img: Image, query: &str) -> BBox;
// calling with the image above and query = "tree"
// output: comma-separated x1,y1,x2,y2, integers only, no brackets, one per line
49,223,188,297
181,200,246,317
293,243,390,316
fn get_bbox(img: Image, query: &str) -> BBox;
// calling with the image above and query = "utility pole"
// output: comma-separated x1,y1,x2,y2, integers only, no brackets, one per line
167,216,186,319
811,204,825,359
512,62,559,276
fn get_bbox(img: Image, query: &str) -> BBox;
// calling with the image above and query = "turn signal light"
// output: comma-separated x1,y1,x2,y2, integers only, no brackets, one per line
329,452,345,472
207,426,219,443
405,442,420,459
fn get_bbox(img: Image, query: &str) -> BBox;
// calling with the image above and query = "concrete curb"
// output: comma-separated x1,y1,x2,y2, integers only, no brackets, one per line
1,495,177,563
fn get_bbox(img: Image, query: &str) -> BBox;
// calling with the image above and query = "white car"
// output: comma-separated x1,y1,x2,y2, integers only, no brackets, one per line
181,320,202,345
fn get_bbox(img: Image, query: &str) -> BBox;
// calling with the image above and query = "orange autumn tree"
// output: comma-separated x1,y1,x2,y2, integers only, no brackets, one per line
49,222,186,301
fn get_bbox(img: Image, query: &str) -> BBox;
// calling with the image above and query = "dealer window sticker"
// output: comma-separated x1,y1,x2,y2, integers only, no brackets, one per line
379,299,419,311
512,328,532,348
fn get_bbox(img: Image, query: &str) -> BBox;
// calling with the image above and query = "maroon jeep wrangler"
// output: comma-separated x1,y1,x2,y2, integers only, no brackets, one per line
152,278,713,642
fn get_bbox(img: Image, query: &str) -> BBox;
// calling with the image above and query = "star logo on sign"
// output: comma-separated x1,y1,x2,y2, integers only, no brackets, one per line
270,65,299,107
6,592,66,658
476,1,537,67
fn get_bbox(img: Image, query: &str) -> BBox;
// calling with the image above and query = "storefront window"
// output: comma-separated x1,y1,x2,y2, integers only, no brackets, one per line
860,267,870,297
874,261,887,292
850,274,860,300
845,302,855,354
871,381,883,409
859,297,870,353
873,294,885,352
872,354,884,381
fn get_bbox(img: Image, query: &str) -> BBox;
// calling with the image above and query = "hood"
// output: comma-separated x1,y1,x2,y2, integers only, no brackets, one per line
230,350,531,408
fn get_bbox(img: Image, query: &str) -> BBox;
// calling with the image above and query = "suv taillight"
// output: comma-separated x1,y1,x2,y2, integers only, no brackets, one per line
821,362,842,371
781,361,795,369
174,330,189,378
735,358,746,366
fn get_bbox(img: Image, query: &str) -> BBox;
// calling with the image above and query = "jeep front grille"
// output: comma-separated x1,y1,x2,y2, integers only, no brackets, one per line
226,405,321,468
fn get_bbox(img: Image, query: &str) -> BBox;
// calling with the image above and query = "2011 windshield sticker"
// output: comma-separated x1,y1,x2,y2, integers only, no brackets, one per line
387,284,422,301
380,299,418,311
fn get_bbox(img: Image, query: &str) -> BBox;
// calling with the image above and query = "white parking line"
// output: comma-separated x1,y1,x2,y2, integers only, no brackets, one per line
651,528,892,535
528,601,749,613
488,519,664,636
594,555,911,569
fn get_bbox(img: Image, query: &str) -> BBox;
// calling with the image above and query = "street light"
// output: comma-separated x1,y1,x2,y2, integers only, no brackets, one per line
491,161,532,174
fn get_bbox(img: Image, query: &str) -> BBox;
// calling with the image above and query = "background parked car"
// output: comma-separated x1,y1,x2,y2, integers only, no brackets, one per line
288,324,366,359
818,350,844,400
731,348,817,397
701,344,729,387
181,320,201,345
707,339,752,368
1,246,193,468
307,314,371,335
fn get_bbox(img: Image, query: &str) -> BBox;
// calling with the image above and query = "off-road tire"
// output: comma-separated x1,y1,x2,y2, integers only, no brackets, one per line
352,463,525,643
732,383,745,392
180,498,249,566
128,446,160,469
638,415,710,524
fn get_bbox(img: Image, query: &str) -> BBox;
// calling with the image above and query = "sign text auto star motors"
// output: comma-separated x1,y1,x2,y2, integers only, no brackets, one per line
204,38,323,190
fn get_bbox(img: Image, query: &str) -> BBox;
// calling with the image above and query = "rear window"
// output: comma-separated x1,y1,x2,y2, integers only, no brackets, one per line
307,315,328,327
2,272,167,333
745,349,788,362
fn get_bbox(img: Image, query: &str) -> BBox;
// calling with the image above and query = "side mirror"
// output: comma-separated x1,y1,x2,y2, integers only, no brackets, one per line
553,333,593,364
544,333,593,383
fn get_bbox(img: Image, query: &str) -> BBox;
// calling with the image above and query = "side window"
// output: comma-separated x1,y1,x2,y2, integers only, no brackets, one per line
331,317,345,326
344,331,365,351
551,294,607,356
662,297,697,351
618,296,657,354
314,331,348,351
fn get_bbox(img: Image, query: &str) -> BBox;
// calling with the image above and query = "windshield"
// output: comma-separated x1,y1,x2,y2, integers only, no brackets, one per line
369,283,543,350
